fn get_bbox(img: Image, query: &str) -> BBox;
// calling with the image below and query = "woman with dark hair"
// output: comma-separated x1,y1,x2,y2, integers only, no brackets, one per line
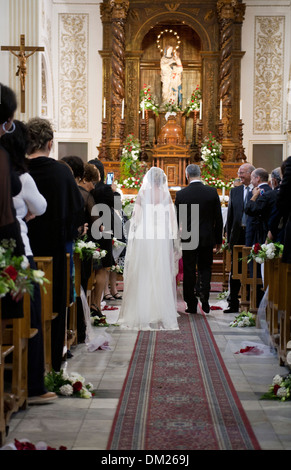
87,158,116,315
1,120,57,404
0,83,26,319
26,117,84,372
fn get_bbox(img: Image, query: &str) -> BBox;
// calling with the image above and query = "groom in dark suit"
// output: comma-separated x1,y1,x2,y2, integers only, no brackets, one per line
224,162,255,313
175,164,223,314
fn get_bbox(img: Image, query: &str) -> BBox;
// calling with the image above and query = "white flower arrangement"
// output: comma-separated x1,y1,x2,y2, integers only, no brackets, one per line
248,241,284,264
229,311,256,328
261,373,291,401
74,238,107,261
44,369,94,398
111,264,123,273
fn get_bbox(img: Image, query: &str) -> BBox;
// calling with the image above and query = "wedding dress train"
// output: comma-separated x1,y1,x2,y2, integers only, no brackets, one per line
118,167,181,331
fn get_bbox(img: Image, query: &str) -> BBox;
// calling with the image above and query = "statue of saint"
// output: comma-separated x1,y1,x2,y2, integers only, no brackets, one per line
160,46,183,107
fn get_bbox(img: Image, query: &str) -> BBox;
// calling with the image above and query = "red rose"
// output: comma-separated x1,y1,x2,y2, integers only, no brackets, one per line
3,265,18,281
73,381,83,392
253,243,261,254
273,384,280,395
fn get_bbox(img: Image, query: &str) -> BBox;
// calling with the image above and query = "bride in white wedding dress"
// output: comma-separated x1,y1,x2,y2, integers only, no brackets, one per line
118,167,181,331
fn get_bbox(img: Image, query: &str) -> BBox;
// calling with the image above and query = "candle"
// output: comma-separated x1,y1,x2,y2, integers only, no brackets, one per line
103,98,106,120
142,101,145,119
222,186,225,198
220,99,222,120
121,99,124,119
199,100,202,120
240,99,242,119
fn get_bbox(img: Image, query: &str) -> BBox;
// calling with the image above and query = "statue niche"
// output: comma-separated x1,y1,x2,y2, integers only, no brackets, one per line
153,114,190,187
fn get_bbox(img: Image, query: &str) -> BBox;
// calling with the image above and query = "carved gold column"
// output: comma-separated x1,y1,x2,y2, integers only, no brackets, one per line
107,0,129,161
217,0,246,162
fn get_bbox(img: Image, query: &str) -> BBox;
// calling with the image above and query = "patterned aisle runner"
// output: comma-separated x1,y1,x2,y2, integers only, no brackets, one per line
107,311,261,450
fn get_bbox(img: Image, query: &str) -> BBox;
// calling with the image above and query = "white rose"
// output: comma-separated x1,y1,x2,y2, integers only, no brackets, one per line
32,269,45,284
21,255,30,270
277,387,287,398
272,374,283,385
59,384,73,396
80,388,92,399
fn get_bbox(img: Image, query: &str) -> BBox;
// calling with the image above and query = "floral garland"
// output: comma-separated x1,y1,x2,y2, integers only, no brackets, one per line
122,196,137,217
0,239,49,299
261,373,291,401
229,311,256,328
184,85,202,115
202,174,234,190
248,241,284,264
140,84,159,116
201,132,223,178
74,238,107,261
119,135,148,189
44,369,94,398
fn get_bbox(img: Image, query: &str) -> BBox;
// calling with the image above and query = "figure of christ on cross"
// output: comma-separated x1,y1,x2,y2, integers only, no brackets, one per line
1,34,44,113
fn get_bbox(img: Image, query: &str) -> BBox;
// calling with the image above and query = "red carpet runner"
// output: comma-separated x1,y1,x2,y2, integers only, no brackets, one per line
107,310,260,450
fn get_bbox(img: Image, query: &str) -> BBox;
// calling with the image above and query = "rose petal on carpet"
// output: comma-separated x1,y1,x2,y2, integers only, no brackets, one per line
107,312,260,450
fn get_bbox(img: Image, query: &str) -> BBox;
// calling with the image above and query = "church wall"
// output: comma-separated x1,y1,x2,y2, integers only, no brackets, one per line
0,0,42,122
241,0,291,171
50,0,103,161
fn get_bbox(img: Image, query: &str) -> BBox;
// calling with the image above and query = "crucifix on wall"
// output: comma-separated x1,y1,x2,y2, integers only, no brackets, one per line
1,34,44,113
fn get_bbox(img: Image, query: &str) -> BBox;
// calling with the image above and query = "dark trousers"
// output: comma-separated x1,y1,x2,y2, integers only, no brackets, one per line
27,256,47,397
228,227,246,309
182,246,213,309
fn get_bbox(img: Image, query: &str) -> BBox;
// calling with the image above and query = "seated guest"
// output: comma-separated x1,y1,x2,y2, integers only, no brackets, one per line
1,120,57,403
26,117,84,372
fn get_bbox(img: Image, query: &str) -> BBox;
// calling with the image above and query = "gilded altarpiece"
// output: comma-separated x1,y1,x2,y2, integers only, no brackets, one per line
99,0,246,172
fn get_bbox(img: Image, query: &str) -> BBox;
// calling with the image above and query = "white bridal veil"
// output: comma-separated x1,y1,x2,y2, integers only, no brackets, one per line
118,167,181,330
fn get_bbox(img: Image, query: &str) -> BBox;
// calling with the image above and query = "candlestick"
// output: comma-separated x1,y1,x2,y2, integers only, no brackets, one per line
199,100,202,120
121,99,124,119
220,99,222,120
222,186,225,198
103,98,106,120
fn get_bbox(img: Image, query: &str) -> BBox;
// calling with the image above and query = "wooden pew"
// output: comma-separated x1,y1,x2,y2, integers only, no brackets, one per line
0,300,14,447
278,262,291,366
222,248,231,292
66,253,77,352
33,257,56,373
2,293,37,426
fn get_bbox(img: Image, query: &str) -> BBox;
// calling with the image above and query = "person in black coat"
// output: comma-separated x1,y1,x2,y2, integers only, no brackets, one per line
244,167,272,245
276,156,291,263
175,164,223,314
0,83,26,320
26,117,84,372
224,162,255,313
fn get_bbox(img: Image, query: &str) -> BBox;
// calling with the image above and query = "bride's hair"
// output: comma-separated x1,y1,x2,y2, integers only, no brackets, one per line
146,167,166,187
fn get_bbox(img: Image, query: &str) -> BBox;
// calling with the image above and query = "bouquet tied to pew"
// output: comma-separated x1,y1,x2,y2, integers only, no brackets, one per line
0,238,49,299
248,240,284,264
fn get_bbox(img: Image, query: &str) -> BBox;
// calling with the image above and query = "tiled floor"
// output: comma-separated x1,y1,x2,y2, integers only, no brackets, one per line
2,293,291,451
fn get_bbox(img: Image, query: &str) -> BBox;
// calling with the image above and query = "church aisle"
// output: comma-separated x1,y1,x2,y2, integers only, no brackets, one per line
3,295,291,451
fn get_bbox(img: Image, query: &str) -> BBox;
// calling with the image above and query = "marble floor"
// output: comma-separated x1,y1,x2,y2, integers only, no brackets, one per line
2,292,291,452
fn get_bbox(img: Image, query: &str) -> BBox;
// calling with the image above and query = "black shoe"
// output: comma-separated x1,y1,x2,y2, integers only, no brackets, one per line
223,307,239,314
201,302,210,313
185,308,197,314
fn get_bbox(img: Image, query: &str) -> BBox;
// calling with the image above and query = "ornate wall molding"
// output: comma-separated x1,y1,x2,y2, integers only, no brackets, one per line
58,13,89,132
253,16,285,135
